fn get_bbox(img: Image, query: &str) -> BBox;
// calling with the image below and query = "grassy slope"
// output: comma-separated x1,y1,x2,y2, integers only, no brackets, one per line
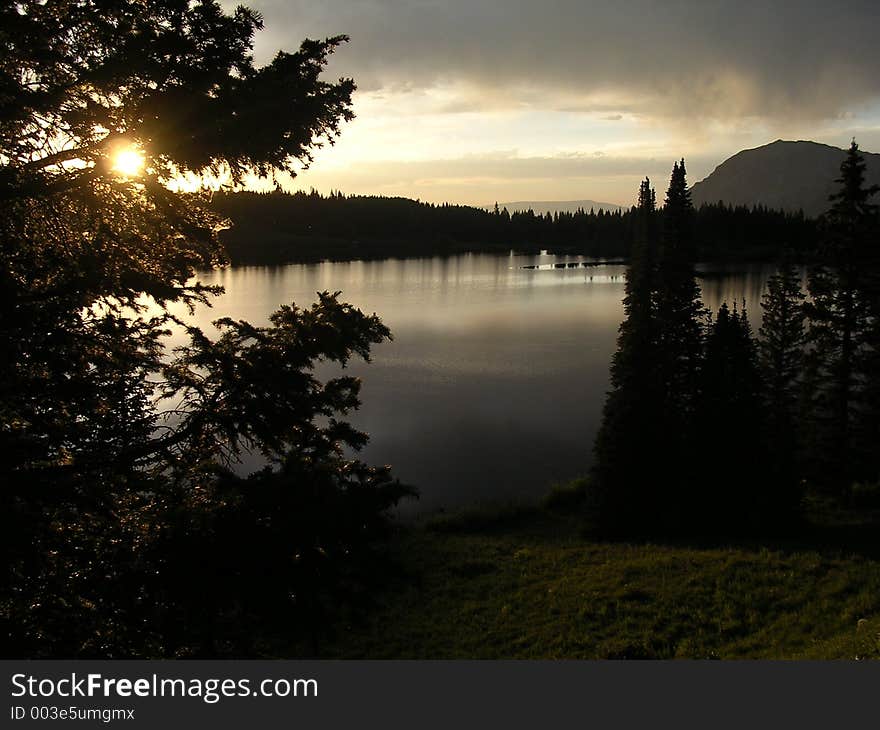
323,506,880,659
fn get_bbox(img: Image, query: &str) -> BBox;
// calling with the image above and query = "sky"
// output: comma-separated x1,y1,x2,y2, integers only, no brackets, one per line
226,0,880,207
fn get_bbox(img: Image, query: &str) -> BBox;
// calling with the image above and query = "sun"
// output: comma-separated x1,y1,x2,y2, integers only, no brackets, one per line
111,145,145,177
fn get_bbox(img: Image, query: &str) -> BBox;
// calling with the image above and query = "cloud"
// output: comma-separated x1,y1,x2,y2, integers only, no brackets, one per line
242,0,880,122
308,151,709,188
343,152,680,181
269,150,720,206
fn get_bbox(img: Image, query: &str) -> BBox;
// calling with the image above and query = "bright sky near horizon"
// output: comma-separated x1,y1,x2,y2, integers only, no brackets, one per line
225,0,880,207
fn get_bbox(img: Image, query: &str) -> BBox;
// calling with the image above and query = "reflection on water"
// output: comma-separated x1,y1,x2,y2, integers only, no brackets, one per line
171,253,778,513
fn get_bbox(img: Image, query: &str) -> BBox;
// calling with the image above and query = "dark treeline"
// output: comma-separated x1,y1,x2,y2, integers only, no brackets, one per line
592,143,880,536
212,189,819,264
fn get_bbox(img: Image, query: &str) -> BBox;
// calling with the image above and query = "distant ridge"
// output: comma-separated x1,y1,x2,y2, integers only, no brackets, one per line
490,199,624,215
691,140,880,218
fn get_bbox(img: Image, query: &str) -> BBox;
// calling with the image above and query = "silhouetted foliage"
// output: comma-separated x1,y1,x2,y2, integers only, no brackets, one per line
592,161,822,535
592,178,664,531
209,189,820,264
1,1,413,658
758,258,806,503
804,141,880,493
696,301,776,526
592,164,715,533
651,161,705,527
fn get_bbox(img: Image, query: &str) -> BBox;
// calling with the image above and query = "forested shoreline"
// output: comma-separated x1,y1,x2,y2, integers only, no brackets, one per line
590,146,880,535
212,189,819,264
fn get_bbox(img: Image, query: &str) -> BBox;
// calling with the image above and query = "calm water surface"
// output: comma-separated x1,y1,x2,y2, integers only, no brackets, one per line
174,253,774,513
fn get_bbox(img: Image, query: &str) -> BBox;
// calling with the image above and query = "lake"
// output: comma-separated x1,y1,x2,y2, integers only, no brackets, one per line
173,253,776,514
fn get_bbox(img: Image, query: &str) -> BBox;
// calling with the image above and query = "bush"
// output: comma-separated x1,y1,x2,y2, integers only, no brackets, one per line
542,478,591,512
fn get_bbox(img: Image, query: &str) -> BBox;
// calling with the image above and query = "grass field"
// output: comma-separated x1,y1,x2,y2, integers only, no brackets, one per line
321,492,880,659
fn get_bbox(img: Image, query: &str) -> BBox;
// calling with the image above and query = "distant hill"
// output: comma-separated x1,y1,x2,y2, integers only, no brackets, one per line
490,199,625,215
691,140,880,218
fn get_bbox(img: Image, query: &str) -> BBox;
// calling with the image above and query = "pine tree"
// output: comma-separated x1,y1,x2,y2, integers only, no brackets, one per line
804,141,880,493
842,146,880,485
656,160,704,407
592,178,661,531
0,1,418,657
697,301,772,527
760,262,806,413
593,164,705,534
654,160,704,524
758,260,806,506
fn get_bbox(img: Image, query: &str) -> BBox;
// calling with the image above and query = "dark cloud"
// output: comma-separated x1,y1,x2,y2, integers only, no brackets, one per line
243,0,880,120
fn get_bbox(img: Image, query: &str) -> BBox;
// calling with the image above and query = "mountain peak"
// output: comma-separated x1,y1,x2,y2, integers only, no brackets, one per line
691,140,880,217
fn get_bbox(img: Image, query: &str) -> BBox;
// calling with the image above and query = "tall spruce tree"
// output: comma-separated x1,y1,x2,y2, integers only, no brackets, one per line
656,160,704,410
697,301,773,527
593,163,706,534
654,160,704,526
842,146,880,485
592,178,661,530
804,141,880,493
758,259,806,503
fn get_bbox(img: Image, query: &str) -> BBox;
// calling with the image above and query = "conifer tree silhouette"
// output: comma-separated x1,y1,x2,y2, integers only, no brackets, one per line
593,162,706,534
592,178,662,531
759,258,806,506
804,141,880,493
